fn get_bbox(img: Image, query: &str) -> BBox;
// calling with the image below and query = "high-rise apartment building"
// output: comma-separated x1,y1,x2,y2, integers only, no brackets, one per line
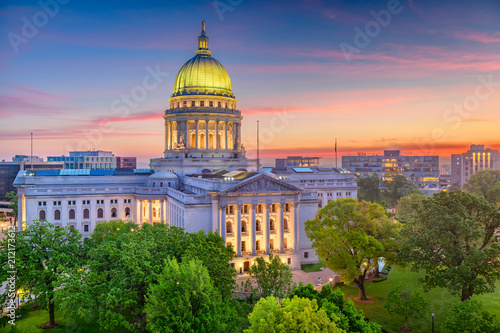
451,145,500,186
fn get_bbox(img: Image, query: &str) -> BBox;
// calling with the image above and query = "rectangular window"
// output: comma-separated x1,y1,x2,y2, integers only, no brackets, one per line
218,101,221,107
241,241,246,252
270,239,274,250
84,225,89,232
209,101,213,107
304,252,309,258
191,101,195,107
200,101,204,107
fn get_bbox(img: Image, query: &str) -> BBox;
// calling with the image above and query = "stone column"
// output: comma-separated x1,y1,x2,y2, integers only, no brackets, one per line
139,200,143,226
215,120,219,150
160,199,165,223
220,205,226,242
294,202,300,252
236,204,242,257
169,122,173,150
17,194,23,232
205,120,209,150
148,200,153,224
224,121,228,150
164,122,168,152
265,203,271,254
251,203,257,256
195,120,199,149
279,202,285,253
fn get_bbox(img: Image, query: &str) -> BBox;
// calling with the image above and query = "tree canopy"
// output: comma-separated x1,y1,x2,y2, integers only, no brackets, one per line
242,254,293,299
305,198,398,301
398,190,500,301
357,173,381,204
146,258,237,333
0,220,85,327
442,299,500,333
56,222,236,332
463,169,500,207
245,296,342,333
383,284,426,331
290,284,382,332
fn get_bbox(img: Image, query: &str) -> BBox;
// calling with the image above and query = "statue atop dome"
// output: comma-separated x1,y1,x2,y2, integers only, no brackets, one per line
202,20,206,34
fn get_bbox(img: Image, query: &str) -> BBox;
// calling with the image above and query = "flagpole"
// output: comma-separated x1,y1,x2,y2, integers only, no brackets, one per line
257,120,260,173
335,138,338,169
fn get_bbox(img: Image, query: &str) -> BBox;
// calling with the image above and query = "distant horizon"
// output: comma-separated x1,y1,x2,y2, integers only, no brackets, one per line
1,0,499,166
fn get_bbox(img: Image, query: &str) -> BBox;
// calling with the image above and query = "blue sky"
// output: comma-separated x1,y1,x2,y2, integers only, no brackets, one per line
1,0,499,167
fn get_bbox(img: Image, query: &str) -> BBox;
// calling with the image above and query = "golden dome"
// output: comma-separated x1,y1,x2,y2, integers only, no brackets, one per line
171,23,234,99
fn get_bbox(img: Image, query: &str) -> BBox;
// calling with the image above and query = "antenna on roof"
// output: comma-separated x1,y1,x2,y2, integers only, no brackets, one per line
30,132,33,171
257,120,260,173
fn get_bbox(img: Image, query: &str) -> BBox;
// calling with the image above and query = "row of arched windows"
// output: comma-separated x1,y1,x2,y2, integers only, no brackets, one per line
40,207,131,221
225,219,289,235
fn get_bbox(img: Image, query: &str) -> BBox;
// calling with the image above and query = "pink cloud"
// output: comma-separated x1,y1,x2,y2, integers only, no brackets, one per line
454,31,500,43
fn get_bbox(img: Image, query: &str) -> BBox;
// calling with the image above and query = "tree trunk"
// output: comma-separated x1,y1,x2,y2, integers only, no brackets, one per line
405,317,408,329
461,285,473,302
374,260,380,278
357,278,368,301
49,295,55,326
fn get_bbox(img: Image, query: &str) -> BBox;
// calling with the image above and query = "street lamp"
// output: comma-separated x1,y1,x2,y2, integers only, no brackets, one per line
432,313,435,333
329,277,333,288
239,263,243,275
16,290,19,309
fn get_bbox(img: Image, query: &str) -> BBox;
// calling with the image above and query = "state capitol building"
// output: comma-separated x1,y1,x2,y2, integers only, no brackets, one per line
14,24,358,271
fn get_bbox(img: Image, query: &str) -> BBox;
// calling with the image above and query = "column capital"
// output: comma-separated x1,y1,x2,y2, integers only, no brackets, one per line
219,203,228,209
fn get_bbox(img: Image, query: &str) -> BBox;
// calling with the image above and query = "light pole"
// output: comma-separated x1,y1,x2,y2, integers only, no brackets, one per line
329,277,333,288
239,263,243,275
16,290,19,309
432,313,435,333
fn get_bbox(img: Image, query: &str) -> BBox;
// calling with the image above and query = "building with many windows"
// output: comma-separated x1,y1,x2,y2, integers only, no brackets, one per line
14,23,357,271
0,156,63,199
342,150,439,193
451,144,500,186
48,150,117,170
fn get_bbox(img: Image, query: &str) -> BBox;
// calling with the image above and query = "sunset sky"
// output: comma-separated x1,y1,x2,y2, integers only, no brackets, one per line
1,0,499,168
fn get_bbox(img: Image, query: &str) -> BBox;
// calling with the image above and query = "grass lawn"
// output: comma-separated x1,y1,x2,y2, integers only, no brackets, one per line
333,267,500,333
0,302,130,333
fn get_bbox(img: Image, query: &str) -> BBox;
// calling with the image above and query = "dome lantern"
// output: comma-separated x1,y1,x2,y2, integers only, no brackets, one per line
196,20,210,56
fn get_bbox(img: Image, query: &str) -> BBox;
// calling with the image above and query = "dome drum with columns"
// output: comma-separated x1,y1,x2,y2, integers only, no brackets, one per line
163,22,245,162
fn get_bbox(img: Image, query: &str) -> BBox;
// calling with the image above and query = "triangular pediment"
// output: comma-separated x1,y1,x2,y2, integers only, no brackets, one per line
220,174,301,195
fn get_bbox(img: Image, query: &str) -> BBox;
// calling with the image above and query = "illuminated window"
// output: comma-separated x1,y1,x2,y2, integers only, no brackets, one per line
200,101,204,107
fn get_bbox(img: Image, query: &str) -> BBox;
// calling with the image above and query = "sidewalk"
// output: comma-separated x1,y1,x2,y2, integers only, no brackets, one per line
235,266,339,290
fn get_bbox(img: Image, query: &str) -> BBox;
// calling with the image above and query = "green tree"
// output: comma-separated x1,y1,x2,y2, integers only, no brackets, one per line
398,191,500,301
5,191,17,226
448,183,461,192
56,223,236,332
245,296,342,333
242,254,293,299
90,219,137,245
383,284,426,331
0,220,85,327
463,169,500,207
357,173,382,203
291,284,382,332
305,198,392,301
395,193,425,219
383,173,419,207
442,299,500,333
146,258,237,333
